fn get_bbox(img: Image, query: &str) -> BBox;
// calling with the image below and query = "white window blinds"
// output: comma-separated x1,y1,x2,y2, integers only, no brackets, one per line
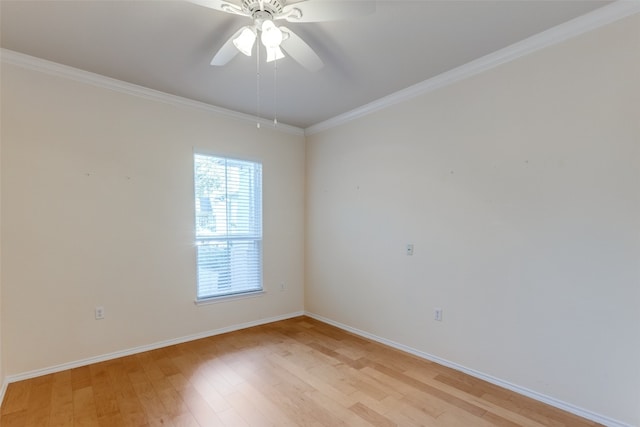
194,154,262,300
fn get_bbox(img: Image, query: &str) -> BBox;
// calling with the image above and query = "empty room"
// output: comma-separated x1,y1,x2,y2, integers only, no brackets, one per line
1,1,639,426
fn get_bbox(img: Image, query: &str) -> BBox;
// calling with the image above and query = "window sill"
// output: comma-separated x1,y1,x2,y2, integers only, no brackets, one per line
194,290,265,306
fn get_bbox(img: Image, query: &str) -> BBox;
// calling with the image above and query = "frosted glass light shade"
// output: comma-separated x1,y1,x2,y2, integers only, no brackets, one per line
266,46,285,62
233,27,256,56
261,20,283,49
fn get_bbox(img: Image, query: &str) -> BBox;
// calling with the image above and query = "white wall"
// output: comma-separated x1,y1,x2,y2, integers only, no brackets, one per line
0,85,3,400
0,62,305,376
306,14,640,426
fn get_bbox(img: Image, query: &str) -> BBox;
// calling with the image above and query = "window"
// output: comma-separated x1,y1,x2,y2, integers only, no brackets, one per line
194,154,262,300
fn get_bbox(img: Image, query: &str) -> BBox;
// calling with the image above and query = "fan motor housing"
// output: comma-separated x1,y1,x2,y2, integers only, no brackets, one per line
242,0,285,16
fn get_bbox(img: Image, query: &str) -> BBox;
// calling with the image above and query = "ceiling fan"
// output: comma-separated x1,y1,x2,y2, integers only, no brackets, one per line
188,0,376,72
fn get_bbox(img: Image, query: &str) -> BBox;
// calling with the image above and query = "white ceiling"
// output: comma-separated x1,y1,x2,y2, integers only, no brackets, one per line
1,0,611,129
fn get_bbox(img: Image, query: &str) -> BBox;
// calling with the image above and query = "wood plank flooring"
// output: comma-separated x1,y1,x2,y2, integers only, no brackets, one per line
1,316,601,426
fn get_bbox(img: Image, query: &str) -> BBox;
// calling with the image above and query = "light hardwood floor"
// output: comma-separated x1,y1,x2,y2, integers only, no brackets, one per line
1,316,601,426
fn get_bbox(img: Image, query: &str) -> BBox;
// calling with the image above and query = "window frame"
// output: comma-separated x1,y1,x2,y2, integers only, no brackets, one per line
193,152,263,303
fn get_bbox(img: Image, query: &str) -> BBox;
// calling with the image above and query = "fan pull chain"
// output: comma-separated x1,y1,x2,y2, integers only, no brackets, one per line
256,43,261,129
273,57,278,127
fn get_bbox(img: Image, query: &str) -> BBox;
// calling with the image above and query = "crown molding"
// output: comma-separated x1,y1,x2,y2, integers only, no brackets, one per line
0,49,305,137
2,1,637,139
305,0,640,136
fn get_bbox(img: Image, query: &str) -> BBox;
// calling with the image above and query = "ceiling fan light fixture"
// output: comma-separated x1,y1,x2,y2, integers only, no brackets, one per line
260,19,283,48
233,27,257,56
265,46,285,62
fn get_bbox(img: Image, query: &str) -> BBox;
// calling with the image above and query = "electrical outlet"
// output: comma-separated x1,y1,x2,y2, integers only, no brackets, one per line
434,308,443,322
95,306,105,320
406,244,414,256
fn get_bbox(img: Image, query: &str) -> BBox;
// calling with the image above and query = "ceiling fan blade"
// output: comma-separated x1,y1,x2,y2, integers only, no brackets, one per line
210,26,248,66
280,1,375,23
279,26,323,72
186,0,246,16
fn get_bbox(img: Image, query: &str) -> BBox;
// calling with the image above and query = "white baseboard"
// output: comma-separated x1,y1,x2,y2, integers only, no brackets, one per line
2,310,631,427
2,311,304,390
0,378,8,408
304,311,632,427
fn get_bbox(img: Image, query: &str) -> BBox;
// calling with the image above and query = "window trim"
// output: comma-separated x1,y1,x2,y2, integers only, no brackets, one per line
193,152,263,302
193,290,265,305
